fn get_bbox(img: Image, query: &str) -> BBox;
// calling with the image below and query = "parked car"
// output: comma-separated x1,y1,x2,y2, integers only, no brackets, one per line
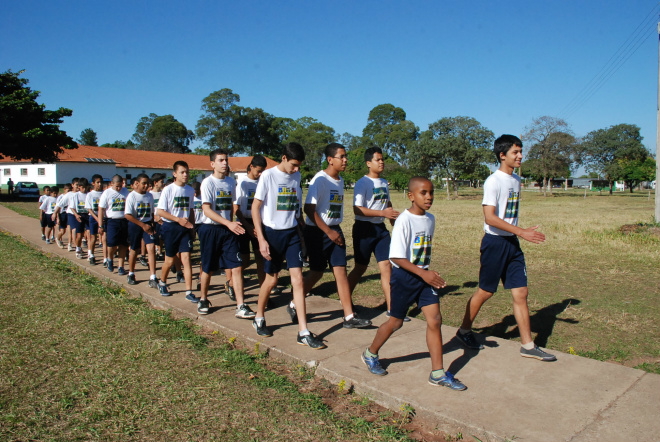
14,181,40,198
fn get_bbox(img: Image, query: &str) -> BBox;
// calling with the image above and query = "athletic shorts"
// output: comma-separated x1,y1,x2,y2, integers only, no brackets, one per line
198,223,241,273
87,216,99,236
128,221,154,251
40,212,48,228
304,224,347,271
106,218,129,248
161,221,193,257
478,234,527,293
67,213,81,233
263,226,303,274
238,220,259,255
43,213,55,228
79,213,89,232
352,220,391,265
153,222,162,243
58,212,68,228
389,266,439,319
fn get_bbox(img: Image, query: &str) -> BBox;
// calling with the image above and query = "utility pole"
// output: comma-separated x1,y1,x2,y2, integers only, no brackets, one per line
656,21,660,222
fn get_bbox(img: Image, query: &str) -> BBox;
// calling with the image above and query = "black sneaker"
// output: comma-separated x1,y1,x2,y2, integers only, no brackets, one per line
176,271,185,283
455,330,484,350
253,319,272,337
236,304,256,319
286,304,298,324
88,256,96,265
343,314,372,329
138,255,148,267
197,299,211,315
521,345,557,362
297,332,326,349
148,279,159,289
127,274,136,285
225,281,236,301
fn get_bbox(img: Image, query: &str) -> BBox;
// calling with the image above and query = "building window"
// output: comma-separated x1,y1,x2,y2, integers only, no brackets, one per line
20,168,27,176
3,169,9,175
125,174,132,181
38,168,45,176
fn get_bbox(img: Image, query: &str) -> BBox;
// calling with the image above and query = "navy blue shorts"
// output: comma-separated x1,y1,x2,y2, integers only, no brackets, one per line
58,212,67,228
44,214,55,228
79,213,89,233
263,226,303,274
389,266,439,319
67,214,81,233
40,212,48,228
304,225,347,271
106,218,129,248
352,221,391,265
87,217,99,236
238,220,259,255
161,221,193,257
128,222,154,251
153,222,162,244
478,234,527,293
198,223,241,273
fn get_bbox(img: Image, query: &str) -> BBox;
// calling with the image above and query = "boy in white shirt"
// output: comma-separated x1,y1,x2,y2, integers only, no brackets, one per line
456,135,556,361
125,173,158,288
156,161,196,299
39,186,58,244
53,184,71,248
150,173,165,259
85,174,104,265
98,175,130,274
68,177,89,259
251,142,325,349
38,186,52,241
302,143,371,329
361,177,466,391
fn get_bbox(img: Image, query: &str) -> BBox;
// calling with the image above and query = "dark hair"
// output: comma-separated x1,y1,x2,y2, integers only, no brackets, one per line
493,134,523,163
209,148,229,162
131,176,139,186
248,154,267,172
282,142,305,162
165,177,174,185
151,172,165,183
136,173,149,183
91,174,103,182
43,185,51,192
111,174,123,184
77,177,89,189
71,177,79,185
364,146,382,162
51,186,59,194
193,181,201,194
63,183,72,191
173,161,189,172
324,143,345,160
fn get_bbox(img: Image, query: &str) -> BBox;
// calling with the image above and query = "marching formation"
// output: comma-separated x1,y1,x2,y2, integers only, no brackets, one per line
37,135,556,392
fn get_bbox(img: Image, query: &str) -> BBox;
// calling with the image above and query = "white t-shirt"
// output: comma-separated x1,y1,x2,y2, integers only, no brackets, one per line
56,193,68,211
200,175,236,225
85,190,103,214
254,166,302,230
157,183,194,223
389,209,435,269
125,191,154,223
304,171,344,227
236,177,258,220
150,190,161,216
482,170,520,236
193,196,205,225
98,187,130,219
39,195,48,205
353,175,390,224
40,196,57,214
68,191,88,215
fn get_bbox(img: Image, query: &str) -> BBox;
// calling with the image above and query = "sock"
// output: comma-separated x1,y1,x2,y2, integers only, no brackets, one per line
459,328,471,335
431,369,446,378
88,251,93,257
76,247,81,252
289,301,296,308
298,329,310,337
365,347,378,358
345,313,354,321
159,281,166,287
522,341,536,350
150,275,157,280
186,290,192,296
255,317,265,326
129,272,135,276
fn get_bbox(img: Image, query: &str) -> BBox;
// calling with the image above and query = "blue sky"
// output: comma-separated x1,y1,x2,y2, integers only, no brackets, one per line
2,1,659,160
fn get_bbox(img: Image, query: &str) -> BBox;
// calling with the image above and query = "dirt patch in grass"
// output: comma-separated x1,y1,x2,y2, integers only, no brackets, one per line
620,223,660,238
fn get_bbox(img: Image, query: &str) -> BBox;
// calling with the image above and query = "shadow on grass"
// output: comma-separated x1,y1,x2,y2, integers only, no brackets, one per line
474,298,581,347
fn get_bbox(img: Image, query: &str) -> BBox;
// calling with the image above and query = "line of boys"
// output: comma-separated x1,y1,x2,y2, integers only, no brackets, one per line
37,134,556,391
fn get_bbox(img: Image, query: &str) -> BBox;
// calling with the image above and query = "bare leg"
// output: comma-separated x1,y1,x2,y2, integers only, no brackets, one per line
117,245,127,269
333,266,354,317
290,267,308,333
231,266,245,305
200,270,214,300
180,252,192,291
421,303,444,371
302,270,324,297
347,262,369,294
460,288,494,330
161,255,175,282
511,287,533,345
128,248,138,272
256,273,278,317
369,316,404,355
377,260,392,311
146,243,156,276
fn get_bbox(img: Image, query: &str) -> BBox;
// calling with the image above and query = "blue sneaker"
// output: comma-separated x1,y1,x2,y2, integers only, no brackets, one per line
107,261,114,273
158,283,171,297
117,267,127,276
185,292,200,303
428,371,466,391
361,350,387,376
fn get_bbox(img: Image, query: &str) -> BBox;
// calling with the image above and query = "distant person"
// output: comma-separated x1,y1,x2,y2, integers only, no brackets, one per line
39,186,58,244
456,134,556,362
38,186,52,241
361,177,466,391
125,173,158,288
7,178,14,196
53,183,71,248
85,174,104,265
150,173,166,259
97,175,130,275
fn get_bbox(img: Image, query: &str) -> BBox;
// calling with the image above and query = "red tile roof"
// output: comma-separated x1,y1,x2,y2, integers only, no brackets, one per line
0,145,278,173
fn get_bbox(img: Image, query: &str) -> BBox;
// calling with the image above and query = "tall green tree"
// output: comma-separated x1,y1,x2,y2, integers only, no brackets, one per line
281,117,337,183
132,114,194,153
0,69,77,162
101,140,136,149
77,128,98,146
581,123,649,195
362,104,418,165
413,116,494,197
617,156,655,193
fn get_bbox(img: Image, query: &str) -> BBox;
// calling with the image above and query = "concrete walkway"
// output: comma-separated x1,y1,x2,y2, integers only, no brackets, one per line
1,204,658,442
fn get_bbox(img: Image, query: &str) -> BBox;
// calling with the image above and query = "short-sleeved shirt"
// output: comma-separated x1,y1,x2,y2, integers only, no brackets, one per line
99,187,130,219
254,166,302,230
68,191,88,215
236,177,258,219
389,209,434,269
125,191,154,223
482,170,520,236
39,195,48,206
200,175,236,225
193,196,205,225
353,175,390,224
39,196,57,214
157,183,194,223
56,193,68,211
304,171,344,227
150,190,161,216
85,190,103,214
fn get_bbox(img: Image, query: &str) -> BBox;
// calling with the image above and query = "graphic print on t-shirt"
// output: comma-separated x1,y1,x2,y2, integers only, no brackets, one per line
173,196,189,209
327,191,343,219
111,197,126,212
90,198,99,211
194,200,202,211
215,190,232,211
412,232,432,267
77,200,86,212
246,190,255,211
136,202,151,219
504,189,519,220
277,185,299,212
373,186,388,202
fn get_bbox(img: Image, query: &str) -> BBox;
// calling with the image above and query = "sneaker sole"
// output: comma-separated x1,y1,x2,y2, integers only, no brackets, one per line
198,310,210,315
236,313,257,319
297,341,326,349
428,380,467,391
521,352,557,362
343,322,372,329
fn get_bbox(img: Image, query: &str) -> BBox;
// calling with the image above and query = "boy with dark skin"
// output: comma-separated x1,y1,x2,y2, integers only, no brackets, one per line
125,174,158,287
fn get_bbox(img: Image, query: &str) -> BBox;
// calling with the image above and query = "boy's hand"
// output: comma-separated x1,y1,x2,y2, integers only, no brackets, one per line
51,214,56,221
227,221,245,235
259,239,271,261
326,229,344,246
382,207,400,220
75,214,81,222
519,226,545,244
422,269,446,289
143,224,154,234
178,218,193,229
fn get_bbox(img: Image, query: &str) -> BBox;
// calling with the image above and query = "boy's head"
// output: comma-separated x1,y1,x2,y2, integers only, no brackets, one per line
51,186,59,196
131,176,139,189
134,173,150,194
325,143,347,173
111,174,123,191
209,149,229,175
71,178,79,192
63,183,72,193
364,146,384,174
77,177,89,191
494,134,523,164
91,174,103,191
43,185,51,195
173,161,189,185
151,173,165,191
247,154,267,180
193,181,201,196
281,142,305,174
407,176,434,212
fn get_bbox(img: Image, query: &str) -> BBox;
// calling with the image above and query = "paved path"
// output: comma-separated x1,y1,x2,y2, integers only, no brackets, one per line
1,204,658,442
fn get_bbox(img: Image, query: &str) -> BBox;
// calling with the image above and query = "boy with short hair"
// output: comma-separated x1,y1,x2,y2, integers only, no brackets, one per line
302,143,371,329
456,135,556,361
150,173,165,259
347,146,401,318
156,161,195,299
361,177,466,391
53,184,71,248
197,149,255,318
85,174,104,265
125,173,158,287
39,187,58,244
38,186,52,241
69,177,89,259
98,175,130,274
